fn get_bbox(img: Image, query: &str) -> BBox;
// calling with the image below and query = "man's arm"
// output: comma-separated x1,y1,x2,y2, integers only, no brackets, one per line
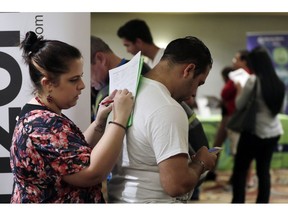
158,146,217,197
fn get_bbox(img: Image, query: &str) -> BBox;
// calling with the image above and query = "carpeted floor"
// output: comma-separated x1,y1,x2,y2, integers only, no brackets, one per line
190,169,288,203
102,169,288,203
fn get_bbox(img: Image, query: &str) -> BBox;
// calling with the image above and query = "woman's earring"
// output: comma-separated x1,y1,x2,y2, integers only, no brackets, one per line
47,94,53,103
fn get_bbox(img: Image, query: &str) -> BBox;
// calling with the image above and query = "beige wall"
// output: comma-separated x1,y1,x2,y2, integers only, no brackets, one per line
91,12,288,99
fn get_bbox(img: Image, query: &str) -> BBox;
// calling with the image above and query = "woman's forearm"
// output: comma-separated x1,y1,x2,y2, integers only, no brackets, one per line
83,119,107,148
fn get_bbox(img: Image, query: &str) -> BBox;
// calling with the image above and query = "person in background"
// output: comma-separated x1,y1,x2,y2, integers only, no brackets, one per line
232,49,251,73
230,50,255,188
10,31,134,203
91,35,150,120
181,101,210,202
231,46,285,203
107,36,217,203
205,66,235,180
207,50,254,187
117,19,165,69
90,35,151,196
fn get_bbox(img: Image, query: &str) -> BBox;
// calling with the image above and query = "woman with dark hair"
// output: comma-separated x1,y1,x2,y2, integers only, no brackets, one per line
231,46,285,203
10,31,134,203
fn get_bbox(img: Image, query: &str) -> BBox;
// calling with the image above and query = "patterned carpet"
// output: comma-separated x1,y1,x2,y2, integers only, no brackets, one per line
190,169,288,203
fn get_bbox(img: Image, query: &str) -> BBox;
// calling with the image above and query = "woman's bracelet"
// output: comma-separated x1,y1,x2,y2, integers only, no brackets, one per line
108,121,127,132
193,159,206,174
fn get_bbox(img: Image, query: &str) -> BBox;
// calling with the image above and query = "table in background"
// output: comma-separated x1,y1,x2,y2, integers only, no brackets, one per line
198,114,288,170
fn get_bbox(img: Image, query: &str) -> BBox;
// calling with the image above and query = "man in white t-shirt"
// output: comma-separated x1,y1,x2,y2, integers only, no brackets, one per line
107,36,217,203
117,21,210,200
117,19,165,69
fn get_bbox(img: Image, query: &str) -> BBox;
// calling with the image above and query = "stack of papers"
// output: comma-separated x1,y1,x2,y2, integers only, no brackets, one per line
228,68,250,87
109,51,143,126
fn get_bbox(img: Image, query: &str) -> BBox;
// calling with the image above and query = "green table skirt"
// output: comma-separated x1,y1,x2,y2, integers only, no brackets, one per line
199,114,288,170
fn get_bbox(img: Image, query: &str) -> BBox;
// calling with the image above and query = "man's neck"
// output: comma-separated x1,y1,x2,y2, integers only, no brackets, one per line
144,61,173,92
108,53,122,69
143,44,160,60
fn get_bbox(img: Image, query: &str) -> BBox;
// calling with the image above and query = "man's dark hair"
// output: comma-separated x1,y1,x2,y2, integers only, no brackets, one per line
117,19,153,44
161,36,213,76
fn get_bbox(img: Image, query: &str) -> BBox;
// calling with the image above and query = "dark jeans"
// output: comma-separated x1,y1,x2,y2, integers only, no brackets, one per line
231,131,279,203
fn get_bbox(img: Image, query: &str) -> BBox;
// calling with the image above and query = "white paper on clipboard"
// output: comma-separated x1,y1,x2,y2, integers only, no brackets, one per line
109,51,142,96
109,51,143,126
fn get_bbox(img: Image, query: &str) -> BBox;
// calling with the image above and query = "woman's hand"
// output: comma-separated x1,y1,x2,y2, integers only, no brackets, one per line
96,89,134,126
112,89,134,125
95,90,117,124
64,89,134,187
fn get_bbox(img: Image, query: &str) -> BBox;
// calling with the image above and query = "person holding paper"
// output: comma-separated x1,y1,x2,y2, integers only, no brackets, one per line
229,49,253,155
10,31,134,203
229,50,255,188
231,46,285,203
207,50,253,184
107,36,217,203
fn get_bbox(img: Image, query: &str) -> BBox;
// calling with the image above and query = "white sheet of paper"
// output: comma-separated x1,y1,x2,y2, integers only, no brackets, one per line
228,68,250,87
109,51,142,126
109,51,141,96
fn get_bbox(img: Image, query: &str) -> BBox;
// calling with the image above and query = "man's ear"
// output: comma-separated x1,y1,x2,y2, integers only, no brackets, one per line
96,52,106,65
135,38,143,46
183,63,196,78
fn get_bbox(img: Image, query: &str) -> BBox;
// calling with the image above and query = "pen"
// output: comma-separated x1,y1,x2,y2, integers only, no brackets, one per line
100,100,114,106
